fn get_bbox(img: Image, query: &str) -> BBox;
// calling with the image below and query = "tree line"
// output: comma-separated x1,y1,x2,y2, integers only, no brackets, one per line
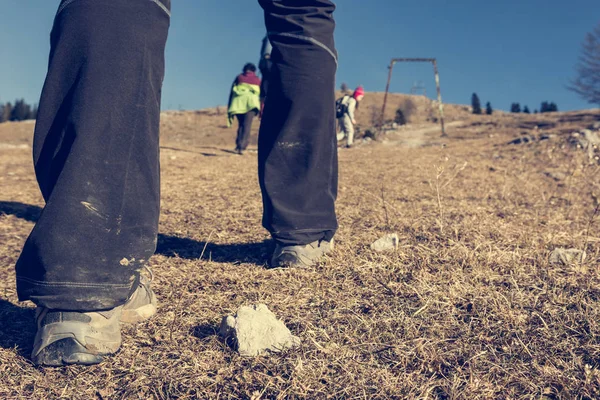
471,93,559,115
0,99,38,123
509,101,558,114
468,21,600,116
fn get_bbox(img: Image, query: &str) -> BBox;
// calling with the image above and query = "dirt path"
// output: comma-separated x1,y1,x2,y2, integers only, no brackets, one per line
382,120,465,148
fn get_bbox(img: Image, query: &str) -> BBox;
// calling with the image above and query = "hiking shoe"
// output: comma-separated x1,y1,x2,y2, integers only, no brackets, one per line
32,270,157,366
121,271,157,324
31,307,122,367
270,239,334,268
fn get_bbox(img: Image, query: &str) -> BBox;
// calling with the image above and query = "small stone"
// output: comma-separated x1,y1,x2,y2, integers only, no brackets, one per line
549,248,586,266
507,136,535,145
219,304,301,357
371,233,399,252
584,130,600,145
538,134,554,141
544,171,567,181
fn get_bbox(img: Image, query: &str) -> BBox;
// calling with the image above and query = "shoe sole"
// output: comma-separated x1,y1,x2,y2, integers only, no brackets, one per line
33,337,107,366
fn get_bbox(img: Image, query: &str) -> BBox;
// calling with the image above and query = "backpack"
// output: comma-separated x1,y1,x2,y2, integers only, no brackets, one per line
335,96,349,118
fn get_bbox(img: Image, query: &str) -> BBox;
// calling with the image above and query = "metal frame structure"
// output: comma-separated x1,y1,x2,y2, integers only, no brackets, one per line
381,58,446,136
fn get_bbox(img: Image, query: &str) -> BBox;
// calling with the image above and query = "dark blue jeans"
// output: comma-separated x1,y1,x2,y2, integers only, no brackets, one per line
16,0,338,311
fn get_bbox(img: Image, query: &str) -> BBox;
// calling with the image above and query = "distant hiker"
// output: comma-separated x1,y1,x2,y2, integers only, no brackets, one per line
19,0,338,367
258,35,273,118
336,86,364,147
227,63,261,155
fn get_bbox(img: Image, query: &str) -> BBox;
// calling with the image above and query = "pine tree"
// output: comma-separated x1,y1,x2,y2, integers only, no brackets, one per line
471,93,482,114
523,106,530,114
394,108,406,125
10,99,31,121
540,101,558,113
28,104,38,120
485,102,493,115
510,103,521,113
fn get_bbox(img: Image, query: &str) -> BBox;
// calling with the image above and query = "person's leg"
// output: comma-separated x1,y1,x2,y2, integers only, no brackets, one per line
336,118,346,142
257,0,338,266
240,111,255,151
344,116,355,147
16,0,170,365
235,113,245,151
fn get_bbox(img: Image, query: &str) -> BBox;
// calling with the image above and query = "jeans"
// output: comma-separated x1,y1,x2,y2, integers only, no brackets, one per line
235,112,256,152
16,0,338,311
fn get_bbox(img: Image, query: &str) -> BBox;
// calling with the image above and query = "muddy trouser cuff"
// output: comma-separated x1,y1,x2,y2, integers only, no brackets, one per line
15,0,170,311
258,0,339,246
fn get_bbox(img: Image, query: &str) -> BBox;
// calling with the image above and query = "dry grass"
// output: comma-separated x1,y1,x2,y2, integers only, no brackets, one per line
0,99,599,399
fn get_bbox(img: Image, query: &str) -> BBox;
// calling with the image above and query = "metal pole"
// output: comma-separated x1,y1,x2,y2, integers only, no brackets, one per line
432,60,446,137
381,57,447,137
380,60,395,128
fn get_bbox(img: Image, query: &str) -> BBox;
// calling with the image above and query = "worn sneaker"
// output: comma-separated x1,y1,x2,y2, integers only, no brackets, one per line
121,272,157,324
32,271,157,366
270,239,334,268
31,307,122,366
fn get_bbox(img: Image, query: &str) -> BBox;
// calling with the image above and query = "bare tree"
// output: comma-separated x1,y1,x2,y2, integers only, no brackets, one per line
569,23,600,106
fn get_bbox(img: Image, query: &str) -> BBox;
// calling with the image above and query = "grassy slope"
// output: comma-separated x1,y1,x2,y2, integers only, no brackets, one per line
0,96,599,399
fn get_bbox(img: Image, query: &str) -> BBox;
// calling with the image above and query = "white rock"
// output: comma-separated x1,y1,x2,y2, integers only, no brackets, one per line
219,304,301,357
370,233,399,252
549,248,586,266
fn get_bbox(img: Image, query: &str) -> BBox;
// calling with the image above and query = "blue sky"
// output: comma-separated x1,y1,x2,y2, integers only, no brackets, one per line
0,1,598,111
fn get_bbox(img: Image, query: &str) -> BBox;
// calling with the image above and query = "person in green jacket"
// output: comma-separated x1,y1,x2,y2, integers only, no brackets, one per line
227,63,261,155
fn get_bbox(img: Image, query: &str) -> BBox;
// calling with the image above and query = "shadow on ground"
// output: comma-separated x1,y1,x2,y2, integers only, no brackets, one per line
160,146,219,157
0,299,35,356
190,323,219,341
156,235,271,265
0,201,41,222
0,201,270,266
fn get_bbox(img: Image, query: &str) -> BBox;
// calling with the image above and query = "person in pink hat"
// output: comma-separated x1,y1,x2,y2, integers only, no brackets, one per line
336,86,365,147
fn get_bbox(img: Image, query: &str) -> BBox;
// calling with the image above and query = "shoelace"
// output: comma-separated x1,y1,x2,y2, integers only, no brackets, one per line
142,265,154,282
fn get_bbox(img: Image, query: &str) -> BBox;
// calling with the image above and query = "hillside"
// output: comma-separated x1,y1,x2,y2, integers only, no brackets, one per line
0,95,599,398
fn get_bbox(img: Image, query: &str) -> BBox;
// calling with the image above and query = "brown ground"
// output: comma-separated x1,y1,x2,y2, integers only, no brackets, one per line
0,94,599,399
